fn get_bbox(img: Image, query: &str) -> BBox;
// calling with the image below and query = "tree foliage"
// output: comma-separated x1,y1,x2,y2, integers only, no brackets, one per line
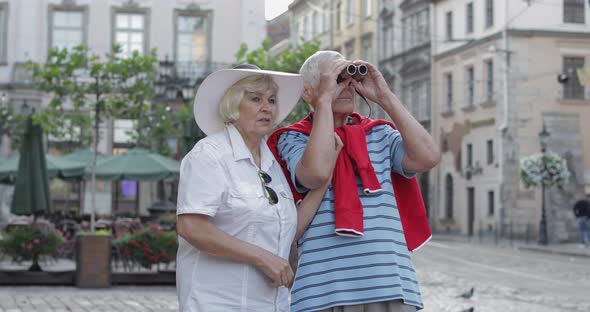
0,104,26,150
27,45,158,152
234,38,321,124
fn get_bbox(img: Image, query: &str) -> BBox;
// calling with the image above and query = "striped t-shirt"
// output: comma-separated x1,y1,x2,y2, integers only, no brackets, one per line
277,124,423,312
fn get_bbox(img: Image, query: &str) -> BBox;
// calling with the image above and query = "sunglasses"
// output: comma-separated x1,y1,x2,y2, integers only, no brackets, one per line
258,170,279,205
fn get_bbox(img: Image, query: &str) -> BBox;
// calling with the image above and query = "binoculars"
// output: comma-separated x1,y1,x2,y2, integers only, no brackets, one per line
337,64,368,83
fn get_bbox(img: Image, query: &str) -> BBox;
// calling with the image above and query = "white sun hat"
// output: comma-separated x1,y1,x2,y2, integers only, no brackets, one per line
193,65,304,136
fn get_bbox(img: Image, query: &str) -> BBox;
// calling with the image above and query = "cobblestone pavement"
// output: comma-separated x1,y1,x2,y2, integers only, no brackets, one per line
0,286,177,312
414,240,590,312
1,239,589,312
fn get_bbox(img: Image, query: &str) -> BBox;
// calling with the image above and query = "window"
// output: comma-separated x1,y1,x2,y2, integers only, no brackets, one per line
312,12,319,37
403,10,429,51
446,11,453,40
0,3,8,63
466,66,475,107
418,80,430,121
364,0,372,17
51,10,84,51
466,2,474,34
383,19,393,57
445,73,453,111
176,14,209,63
345,40,355,60
486,140,494,164
563,57,585,99
323,4,330,32
114,13,146,58
411,81,420,117
466,143,473,167
417,10,429,44
347,0,354,24
402,17,411,50
488,191,495,216
564,0,585,23
485,60,494,101
445,174,454,219
336,2,342,29
362,36,372,63
485,0,494,28
303,16,309,41
294,21,300,43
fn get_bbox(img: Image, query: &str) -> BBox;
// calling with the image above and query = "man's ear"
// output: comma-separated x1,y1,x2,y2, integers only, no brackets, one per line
302,82,314,104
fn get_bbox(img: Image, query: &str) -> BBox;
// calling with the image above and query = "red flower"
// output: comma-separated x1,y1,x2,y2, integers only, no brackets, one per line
26,244,33,249
33,238,40,244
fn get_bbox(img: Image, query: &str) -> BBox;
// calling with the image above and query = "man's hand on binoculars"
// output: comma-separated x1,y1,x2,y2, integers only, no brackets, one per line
350,61,391,105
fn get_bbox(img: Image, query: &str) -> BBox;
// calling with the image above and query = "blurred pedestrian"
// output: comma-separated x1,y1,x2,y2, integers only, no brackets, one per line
268,51,440,312
175,64,303,311
573,195,590,247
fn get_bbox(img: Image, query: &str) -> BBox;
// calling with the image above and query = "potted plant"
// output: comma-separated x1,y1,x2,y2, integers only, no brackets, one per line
520,151,570,188
0,223,64,272
112,224,177,284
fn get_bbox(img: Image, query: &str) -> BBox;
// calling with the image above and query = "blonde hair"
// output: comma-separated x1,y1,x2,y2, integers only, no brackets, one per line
219,74,279,123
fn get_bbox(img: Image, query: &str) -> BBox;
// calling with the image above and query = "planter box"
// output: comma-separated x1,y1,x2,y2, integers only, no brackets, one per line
112,271,175,285
0,270,75,285
75,235,111,288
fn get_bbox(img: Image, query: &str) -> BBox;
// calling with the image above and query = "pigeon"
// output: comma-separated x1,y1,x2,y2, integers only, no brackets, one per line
461,308,474,312
458,287,475,299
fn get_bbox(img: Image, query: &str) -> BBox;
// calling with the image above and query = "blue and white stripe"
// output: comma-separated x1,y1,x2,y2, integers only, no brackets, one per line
278,125,423,312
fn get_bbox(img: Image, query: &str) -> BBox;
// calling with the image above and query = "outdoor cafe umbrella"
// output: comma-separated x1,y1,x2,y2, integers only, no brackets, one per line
10,116,52,217
86,148,181,216
88,148,180,181
0,152,86,184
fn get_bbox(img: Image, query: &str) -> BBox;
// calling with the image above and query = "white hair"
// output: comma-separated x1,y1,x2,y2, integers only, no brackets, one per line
299,50,344,90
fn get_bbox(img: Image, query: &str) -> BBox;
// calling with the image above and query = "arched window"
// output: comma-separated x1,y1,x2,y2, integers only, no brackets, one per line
445,174,454,219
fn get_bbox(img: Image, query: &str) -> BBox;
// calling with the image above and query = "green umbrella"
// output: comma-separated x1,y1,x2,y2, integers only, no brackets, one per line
10,116,52,216
62,148,104,164
0,153,86,183
88,148,180,181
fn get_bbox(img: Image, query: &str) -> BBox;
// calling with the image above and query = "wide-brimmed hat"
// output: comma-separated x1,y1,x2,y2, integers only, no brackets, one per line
193,65,303,135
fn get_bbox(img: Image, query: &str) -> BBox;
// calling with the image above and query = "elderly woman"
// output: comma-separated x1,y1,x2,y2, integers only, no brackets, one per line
175,65,304,311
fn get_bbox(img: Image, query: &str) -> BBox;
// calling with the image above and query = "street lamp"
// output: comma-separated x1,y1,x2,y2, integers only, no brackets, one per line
538,122,550,245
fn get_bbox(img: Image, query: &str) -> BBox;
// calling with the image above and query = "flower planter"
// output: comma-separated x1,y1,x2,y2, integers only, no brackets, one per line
75,235,111,288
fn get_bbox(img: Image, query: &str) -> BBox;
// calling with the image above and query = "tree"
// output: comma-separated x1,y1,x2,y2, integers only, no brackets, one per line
0,103,26,150
28,45,158,231
234,38,321,124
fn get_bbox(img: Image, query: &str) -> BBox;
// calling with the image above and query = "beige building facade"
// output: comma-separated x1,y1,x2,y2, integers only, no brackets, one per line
431,0,590,242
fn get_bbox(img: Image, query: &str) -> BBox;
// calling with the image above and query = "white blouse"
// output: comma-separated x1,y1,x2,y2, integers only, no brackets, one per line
176,124,297,312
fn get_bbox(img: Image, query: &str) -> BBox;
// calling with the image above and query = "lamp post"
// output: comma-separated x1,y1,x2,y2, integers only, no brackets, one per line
538,122,550,245
148,57,196,215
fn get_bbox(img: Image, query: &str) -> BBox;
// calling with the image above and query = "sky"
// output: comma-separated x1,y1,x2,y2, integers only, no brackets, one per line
265,0,294,20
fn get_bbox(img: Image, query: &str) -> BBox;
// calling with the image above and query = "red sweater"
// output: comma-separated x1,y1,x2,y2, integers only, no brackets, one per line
267,113,432,251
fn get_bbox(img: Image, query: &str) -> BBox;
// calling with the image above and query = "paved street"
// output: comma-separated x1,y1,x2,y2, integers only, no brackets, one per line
414,240,590,312
1,239,589,311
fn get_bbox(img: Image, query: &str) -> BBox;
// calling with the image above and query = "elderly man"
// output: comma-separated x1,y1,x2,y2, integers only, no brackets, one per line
268,51,440,312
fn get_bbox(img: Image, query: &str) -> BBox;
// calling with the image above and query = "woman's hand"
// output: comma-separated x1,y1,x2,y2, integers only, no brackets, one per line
255,249,295,288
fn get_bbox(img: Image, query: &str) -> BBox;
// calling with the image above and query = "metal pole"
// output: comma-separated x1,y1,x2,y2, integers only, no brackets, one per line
539,146,548,245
